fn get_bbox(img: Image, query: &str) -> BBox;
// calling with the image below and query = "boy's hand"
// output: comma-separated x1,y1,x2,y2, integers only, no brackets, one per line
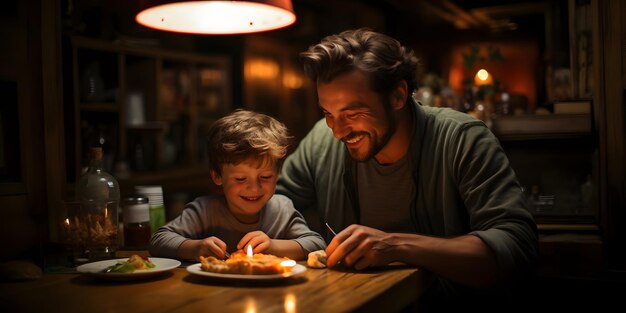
197,236,228,259
238,231,271,254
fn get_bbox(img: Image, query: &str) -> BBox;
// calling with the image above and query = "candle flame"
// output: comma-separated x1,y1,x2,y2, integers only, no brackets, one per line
64,218,70,226
280,260,296,267
246,244,253,257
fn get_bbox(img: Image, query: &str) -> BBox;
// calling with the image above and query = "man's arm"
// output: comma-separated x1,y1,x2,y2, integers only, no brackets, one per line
325,224,498,288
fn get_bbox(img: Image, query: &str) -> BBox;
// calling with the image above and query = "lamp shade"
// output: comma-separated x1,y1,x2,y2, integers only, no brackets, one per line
136,0,296,35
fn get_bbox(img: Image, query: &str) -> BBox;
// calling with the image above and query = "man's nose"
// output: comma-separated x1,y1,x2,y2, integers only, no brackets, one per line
330,117,350,140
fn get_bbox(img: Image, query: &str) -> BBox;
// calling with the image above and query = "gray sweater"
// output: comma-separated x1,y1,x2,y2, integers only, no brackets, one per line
149,194,326,259
276,100,538,282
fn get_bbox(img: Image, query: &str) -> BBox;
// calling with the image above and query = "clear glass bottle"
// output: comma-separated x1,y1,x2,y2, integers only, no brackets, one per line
75,147,120,260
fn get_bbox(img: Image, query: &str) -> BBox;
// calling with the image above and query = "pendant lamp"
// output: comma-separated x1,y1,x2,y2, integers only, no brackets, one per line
136,0,296,35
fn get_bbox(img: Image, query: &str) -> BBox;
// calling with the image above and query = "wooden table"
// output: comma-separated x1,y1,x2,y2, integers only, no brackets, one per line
0,263,422,313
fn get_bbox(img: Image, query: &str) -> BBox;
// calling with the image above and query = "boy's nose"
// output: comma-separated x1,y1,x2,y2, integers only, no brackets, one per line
247,178,262,190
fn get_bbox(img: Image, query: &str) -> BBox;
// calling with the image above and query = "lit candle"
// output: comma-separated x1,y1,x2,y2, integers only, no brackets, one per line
246,244,253,258
62,218,71,244
280,260,296,268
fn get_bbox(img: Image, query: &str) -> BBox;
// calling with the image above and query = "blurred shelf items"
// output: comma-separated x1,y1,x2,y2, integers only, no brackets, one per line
68,36,231,200
411,0,599,228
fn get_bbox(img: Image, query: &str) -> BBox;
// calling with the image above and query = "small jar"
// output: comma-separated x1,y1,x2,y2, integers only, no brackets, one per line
122,196,151,249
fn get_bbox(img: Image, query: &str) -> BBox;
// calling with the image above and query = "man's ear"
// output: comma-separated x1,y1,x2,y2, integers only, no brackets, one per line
391,80,408,110
210,170,223,186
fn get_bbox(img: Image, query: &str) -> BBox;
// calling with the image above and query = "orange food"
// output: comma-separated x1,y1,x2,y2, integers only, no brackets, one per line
199,250,294,275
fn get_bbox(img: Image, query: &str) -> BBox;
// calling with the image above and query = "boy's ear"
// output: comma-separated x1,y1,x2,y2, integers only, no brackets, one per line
210,170,223,186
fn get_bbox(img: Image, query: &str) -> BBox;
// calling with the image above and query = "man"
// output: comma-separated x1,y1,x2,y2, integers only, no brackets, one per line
276,28,538,305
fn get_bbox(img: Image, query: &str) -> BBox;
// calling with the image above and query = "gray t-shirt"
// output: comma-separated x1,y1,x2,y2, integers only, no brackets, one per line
149,194,326,259
358,155,416,233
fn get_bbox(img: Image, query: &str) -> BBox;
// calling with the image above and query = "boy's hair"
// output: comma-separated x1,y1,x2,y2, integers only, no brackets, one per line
300,27,420,102
207,109,291,175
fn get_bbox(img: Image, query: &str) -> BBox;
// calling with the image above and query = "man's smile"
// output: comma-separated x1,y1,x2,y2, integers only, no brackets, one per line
344,134,365,145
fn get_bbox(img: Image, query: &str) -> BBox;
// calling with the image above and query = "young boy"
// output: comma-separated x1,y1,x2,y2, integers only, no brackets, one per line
149,110,325,261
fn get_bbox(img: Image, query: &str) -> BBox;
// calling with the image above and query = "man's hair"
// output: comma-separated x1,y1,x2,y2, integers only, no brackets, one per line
207,109,291,175
300,28,420,99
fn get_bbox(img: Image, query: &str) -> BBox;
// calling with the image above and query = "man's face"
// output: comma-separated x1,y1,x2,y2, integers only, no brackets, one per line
317,70,396,162
211,158,278,223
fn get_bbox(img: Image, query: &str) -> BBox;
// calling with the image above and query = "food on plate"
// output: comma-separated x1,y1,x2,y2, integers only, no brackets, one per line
307,250,327,268
199,250,295,275
105,254,155,273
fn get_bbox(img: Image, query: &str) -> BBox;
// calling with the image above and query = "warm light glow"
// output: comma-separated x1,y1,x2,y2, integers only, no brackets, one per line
200,68,223,86
104,207,108,219
64,218,70,226
245,298,256,313
246,244,253,257
477,69,489,81
283,71,303,89
284,293,296,313
474,68,493,86
136,1,296,35
280,259,296,267
245,58,280,79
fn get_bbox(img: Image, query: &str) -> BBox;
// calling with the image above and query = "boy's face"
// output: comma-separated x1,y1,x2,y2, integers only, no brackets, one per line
211,158,278,223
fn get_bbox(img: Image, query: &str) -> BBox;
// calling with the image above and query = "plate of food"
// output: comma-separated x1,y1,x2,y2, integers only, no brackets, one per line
186,250,306,281
76,255,181,279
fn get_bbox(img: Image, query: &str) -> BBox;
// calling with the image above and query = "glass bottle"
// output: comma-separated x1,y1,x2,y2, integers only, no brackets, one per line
122,196,151,250
75,147,120,260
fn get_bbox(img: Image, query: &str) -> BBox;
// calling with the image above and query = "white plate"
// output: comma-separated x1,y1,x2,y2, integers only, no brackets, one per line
186,263,306,281
76,257,181,279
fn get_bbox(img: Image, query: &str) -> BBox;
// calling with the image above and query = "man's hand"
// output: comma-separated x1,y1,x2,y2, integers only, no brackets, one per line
238,231,271,254
196,236,228,259
325,224,395,270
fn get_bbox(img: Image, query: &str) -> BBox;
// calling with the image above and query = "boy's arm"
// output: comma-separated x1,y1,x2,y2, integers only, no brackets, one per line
177,239,200,261
267,239,306,260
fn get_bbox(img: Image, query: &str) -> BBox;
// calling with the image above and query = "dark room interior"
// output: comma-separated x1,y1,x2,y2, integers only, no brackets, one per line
1,0,625,311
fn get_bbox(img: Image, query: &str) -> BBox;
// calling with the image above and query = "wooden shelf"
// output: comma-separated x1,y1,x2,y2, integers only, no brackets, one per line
69,36,232,195
538,223,599,232
117,166,217,196
125,122,167,131
80,102,118,112
492,114,592,141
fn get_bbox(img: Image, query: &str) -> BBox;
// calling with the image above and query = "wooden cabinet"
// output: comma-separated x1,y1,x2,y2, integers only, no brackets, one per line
492,112,604,278
68,36,231,196
492,113,598,226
